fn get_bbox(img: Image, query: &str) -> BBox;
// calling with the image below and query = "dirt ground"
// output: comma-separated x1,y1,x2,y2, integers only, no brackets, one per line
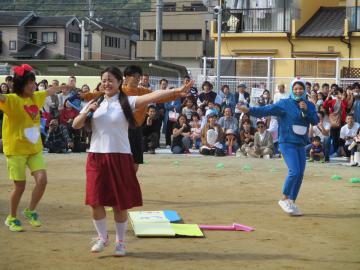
0,153,359,270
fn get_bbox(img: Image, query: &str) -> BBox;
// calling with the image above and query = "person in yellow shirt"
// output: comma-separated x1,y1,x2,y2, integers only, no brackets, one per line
0,64,68,232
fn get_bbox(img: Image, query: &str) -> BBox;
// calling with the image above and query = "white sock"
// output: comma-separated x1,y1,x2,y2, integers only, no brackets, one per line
93,218,108,242
115,220,128,243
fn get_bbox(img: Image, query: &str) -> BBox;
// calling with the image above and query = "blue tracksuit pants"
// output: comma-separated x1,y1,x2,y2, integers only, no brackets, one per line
279,143,306,201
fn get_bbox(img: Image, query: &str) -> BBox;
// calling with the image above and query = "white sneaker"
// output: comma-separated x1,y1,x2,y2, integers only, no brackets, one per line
114,241,126,257
278,200,294,214
289,202,303,216
350,161,358,167
91,237,109,253
166,145,171,149
263,154,271,159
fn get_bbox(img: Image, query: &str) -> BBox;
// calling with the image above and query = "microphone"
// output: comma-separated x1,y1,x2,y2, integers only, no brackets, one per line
297,99,306,118
87,95,105,119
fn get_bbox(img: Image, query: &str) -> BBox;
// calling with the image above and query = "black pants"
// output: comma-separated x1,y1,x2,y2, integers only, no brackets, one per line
129,127,144,164
47,141,67,153
165,120,175,146
143,132,159,152
330,127,341,153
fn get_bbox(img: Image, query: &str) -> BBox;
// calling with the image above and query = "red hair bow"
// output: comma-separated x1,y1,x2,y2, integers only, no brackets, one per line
13,64,33,77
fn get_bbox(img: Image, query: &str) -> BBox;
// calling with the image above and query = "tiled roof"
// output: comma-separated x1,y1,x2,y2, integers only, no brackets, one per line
297,7,346,37
10,43,46,58
0,11,35,26
26,16,78,27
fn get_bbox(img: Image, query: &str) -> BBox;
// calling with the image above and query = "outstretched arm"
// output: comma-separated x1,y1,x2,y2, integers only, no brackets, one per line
46,84,72,97
0,93,6,103
238,103,285,118
135,81,194,110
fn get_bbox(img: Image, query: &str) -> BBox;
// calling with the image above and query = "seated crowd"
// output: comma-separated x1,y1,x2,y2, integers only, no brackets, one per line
0,74,359,166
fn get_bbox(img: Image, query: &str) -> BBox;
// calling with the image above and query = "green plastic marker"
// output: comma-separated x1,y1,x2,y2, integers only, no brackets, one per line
331,175,342,181
270,168,280,172
349,178,360,183
144,160,149,164
173,161,179,166
216,163,225,169
243,165,252,171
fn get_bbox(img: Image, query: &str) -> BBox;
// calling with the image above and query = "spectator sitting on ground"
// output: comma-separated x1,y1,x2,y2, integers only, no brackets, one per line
142,105,161,154
45,119,73,153
219,84,236,113
308,136,325,163
200,111,225,156
245,119,273,159
307,111,331,162
348,127,360,166
60,100,79,130
218,107,239,135
237,118,255,156
182,98,195,121
273,83,288,103
225,129,239,154
190,112,202,149
171,114,191,154
339,113,360,159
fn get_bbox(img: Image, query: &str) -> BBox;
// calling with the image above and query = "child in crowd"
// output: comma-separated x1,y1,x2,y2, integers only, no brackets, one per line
224,129,239,154
190,112,202,149
182,98,194,121
308,136,325,163
348,127,360,166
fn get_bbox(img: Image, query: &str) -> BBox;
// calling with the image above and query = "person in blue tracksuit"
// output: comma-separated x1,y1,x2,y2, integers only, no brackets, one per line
239,78,319,216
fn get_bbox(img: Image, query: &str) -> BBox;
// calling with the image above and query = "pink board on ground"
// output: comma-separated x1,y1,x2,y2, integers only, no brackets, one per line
199,223,254,232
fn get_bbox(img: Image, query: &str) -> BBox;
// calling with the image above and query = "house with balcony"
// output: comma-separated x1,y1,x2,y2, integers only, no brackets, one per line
0,11,81,60
137,1,214,75
84,18,137,60
211,0,360,86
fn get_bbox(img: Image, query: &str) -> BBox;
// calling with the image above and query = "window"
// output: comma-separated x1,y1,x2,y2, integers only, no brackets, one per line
9,40,16,50
69,32,80,43
190,2,207,11
163,3,176,12
29,32,37,44
42,32,57,43
295,60,336,78
143,30,156,41
236,59,267,77
84,34,89,47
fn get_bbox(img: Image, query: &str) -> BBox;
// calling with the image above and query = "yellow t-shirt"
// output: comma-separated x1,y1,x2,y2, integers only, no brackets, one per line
0,91,47,155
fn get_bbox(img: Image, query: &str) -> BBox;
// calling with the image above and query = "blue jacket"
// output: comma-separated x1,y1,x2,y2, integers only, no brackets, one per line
249,98,319,146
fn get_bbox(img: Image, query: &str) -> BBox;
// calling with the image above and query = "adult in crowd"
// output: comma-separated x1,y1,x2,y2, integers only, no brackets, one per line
197,81,217,113
45,119,73,153
246,119,274,158
273,83,288,103
218,107,239,134
257,89,273,106
323,87,348,156
138,74,155,91
171,114,191,154
199,111,225,156
164,92,182,148
142,105,161,154
234,83,250,120
219,84,235,113
237,118,255,156
339,114,360,158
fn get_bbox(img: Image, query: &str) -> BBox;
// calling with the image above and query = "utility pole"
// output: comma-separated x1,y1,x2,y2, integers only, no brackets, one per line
155,0,163,61
216,2,222,93
80,20,85,60
88,0,94,60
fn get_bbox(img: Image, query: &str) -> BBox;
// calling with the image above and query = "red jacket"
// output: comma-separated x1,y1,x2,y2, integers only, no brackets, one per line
323,98,348,123
60,108,78,126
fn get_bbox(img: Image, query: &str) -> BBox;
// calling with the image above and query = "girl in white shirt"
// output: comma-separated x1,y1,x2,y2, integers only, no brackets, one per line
73,67,192,256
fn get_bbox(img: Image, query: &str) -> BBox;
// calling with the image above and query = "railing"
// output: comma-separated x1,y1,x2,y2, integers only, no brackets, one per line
220,8,292,33
347,2,360,32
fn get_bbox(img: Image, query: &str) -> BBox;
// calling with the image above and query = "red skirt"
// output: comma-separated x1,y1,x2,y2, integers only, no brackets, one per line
86,153,143,210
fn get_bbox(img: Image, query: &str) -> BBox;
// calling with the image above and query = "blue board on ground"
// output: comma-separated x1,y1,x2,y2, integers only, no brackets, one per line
163,210,182,222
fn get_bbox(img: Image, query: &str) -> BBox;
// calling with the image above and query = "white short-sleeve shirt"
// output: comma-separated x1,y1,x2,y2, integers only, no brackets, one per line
82,94,137,153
